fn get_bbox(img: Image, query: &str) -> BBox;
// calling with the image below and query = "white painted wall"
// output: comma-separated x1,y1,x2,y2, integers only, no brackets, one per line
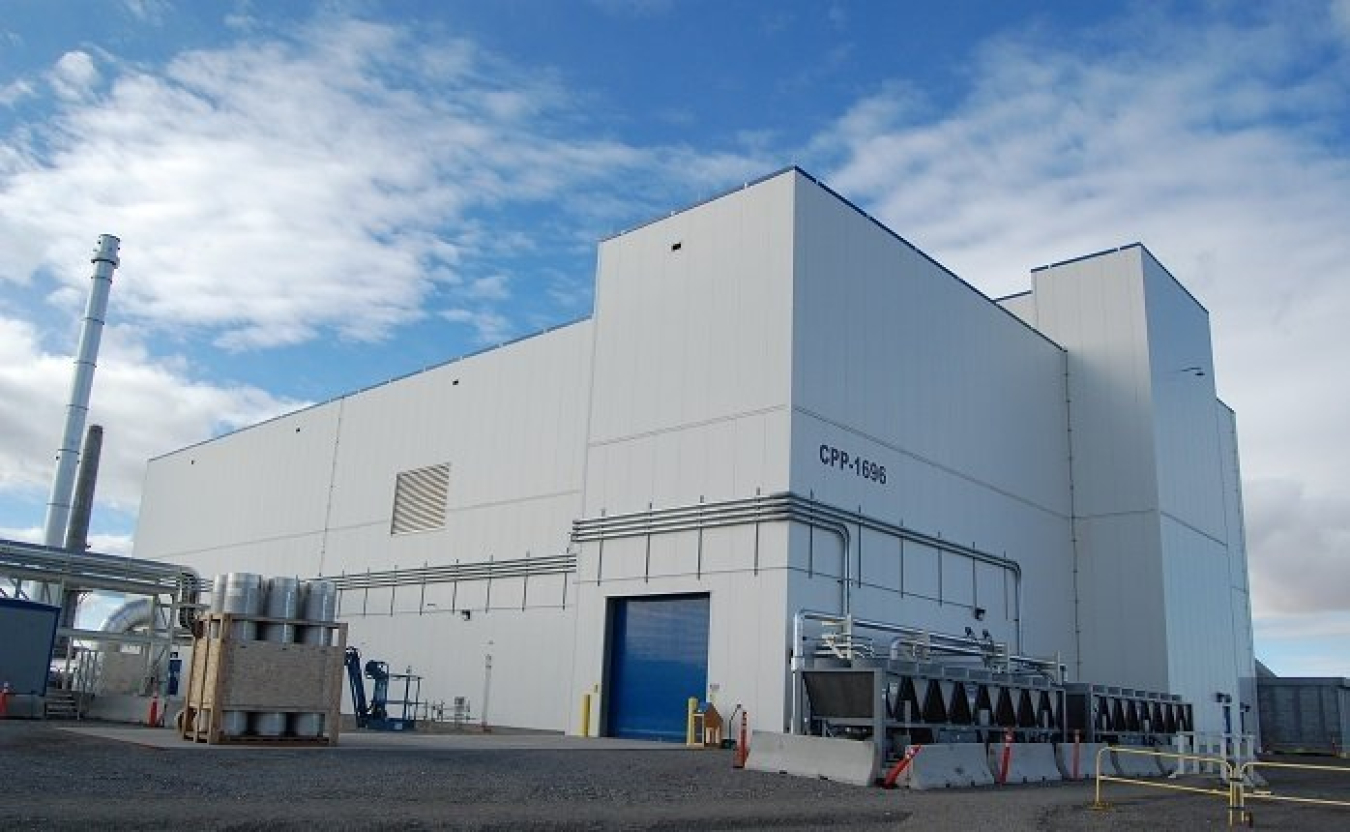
136,322,593,730
134,168,1255,737
1025,245,1254,730
136,402,342,577
1027,247,1171,692
786,174,1076,665
1217,402,1259,734
570,172,799,735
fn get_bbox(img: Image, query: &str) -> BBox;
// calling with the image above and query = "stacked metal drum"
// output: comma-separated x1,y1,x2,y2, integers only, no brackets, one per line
211,572,338,738
293,579,338,738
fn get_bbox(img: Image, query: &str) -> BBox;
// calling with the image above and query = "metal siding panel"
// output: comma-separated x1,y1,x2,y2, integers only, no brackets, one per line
583,174,795,525
1143,254,1226,540
785,177,1075,662
903,543,941,600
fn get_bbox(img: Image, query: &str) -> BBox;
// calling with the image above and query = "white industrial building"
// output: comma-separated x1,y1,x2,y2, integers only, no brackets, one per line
134,167,1256,741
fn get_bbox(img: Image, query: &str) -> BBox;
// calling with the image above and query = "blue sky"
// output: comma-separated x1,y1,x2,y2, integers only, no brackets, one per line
2,1,1348,676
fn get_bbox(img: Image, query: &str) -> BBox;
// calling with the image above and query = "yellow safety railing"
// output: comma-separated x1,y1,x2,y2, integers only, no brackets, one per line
1094,746,1350,826
1093,745,1242,824
1237,759,1350,811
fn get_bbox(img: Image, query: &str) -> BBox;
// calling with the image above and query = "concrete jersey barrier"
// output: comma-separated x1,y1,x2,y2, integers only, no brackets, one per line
1056,742,1109,780
899,743,996,789
745,731,878,787
1111,746,1165,777
989,742,1063,784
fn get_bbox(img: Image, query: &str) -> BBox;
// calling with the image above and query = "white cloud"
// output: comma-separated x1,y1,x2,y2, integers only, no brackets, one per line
466,274,510,301
0,525,40,544
0,17,744,352
0,78,35,106
0,314,302,518
441,308,511,344
1246,478,1350,615
1255,610,1350,676
810,5,1350,624
49,51,101,102
1332,0,1350,42
0,12,772,551
121,0,171,25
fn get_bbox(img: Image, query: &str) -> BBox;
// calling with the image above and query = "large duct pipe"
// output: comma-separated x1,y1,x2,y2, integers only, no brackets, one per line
64,424,104,552
99,598,159,634
55,424,104,641
43,235,120,547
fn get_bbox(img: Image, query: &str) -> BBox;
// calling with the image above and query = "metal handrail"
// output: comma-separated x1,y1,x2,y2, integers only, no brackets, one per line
1093,745,1236,817
1238,760,1350,810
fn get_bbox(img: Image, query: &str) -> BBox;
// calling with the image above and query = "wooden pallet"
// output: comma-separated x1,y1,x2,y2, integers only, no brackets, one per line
181,612,347,746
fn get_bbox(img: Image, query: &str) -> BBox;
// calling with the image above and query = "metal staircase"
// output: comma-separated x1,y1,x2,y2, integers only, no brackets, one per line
44,688,81,720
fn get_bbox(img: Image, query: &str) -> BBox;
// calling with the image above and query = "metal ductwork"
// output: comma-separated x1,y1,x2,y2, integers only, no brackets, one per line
99,598,160,635
64,424,104,553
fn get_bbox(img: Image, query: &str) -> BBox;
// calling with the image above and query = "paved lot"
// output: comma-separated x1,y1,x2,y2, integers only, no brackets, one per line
2,721,1346,830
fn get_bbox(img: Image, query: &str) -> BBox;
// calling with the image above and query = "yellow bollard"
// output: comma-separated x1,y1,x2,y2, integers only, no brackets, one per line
686,697,699,746
581,693,592,738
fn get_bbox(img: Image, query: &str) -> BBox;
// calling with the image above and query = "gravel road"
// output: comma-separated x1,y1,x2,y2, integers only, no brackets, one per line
2,721,1346,830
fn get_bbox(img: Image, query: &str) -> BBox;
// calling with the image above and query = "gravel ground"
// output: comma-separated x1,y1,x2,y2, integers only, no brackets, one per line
2,721,1347,830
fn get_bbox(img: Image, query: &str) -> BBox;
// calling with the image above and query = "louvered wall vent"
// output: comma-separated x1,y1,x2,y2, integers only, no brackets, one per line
390,462,450,534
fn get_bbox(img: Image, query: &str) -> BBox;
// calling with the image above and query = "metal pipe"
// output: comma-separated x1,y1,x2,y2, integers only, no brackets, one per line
56,424,104,638
64,424,104,552
788,608,1056,734
323,553,576,591
1,538,197,586
43,235,119,547
0,538,200,639
573,492,1023,647
98,597,166,634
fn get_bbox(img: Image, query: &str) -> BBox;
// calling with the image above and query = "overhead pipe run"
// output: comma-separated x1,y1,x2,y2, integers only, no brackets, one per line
571,491,1024,646
322,552,576,591
0,538,200,616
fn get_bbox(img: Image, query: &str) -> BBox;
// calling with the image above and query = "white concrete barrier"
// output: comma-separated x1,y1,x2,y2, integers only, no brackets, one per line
899,743,996,789
745,731,878,787
1111,746,1165,777
988,742,1062,784
1056,742,1109,780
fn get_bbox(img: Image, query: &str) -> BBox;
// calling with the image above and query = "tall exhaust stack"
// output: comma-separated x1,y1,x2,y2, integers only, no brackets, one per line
64,424,104,552
42,234,119,548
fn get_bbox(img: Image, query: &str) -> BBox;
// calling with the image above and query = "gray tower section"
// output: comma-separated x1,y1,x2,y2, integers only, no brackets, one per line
43,235,119,547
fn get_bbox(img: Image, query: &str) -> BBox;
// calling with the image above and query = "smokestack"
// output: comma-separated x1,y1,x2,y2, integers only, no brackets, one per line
42,234,119,548
64,424,104,552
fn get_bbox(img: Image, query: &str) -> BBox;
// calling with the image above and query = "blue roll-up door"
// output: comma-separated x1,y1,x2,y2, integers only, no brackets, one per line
607,594,710,741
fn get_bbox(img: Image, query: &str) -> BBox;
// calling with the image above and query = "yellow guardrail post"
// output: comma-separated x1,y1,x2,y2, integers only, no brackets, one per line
580,692,591,738
686,697,699,746
1227,769,1244,828
1093,745,1237,820
1092,745,1115,809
